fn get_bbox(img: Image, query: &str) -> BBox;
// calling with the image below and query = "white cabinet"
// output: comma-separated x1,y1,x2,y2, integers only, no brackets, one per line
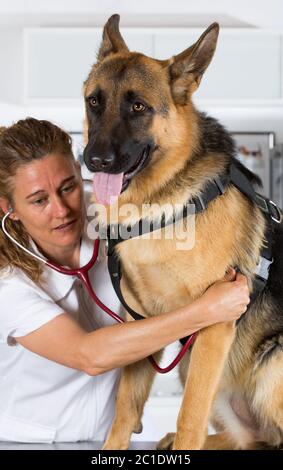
155,30,281,101
24,30,101,101
0,27,282,106
23,28,154,103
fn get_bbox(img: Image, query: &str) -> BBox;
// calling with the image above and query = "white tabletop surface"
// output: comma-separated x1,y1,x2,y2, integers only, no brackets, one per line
0,441,157,450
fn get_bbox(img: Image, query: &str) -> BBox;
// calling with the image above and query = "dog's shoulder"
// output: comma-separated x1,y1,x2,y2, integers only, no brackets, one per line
197,112,236,158
197,112,262,188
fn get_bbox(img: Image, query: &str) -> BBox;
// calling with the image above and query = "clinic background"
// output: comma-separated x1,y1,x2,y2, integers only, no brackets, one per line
0,0,283,438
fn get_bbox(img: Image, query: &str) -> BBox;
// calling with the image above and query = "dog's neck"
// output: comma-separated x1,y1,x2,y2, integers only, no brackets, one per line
94,111,236,227
120,110,233,204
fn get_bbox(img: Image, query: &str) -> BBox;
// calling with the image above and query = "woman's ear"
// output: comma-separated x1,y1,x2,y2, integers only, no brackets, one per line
0,198,19,220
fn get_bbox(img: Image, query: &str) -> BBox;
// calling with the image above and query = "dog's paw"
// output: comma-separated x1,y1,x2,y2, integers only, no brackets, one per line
133,422,143,434
156,433,175,450
172,435,202,450
102,438,129,450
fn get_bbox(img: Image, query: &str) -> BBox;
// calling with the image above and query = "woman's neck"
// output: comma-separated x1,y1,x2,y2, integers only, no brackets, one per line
37,240,81,269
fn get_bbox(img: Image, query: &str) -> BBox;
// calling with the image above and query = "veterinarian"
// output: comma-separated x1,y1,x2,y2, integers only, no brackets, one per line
0,118,250,443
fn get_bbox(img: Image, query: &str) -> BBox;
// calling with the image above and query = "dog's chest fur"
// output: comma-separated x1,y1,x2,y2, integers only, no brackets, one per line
116,187,264,316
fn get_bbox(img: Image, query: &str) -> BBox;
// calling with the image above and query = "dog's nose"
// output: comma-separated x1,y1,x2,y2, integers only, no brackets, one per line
90,156,114,172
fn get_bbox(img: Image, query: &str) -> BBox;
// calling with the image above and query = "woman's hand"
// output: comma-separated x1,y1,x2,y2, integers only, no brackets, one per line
200,268,250,324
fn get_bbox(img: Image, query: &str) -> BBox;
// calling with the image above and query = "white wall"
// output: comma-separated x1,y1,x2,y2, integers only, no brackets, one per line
0,0,282,28
0,1,283,137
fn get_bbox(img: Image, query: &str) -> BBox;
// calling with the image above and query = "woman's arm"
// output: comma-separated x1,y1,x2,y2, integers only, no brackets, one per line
16,269,249,376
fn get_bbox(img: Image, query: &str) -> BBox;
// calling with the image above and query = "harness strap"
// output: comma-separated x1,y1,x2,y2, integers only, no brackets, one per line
107,249,145,321
107,173,230,256
107,173,230,324
229,163,280,304
230,164,282,228
106,162,281,329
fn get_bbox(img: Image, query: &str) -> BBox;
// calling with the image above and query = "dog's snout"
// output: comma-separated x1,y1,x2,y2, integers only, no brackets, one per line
89,155,114,172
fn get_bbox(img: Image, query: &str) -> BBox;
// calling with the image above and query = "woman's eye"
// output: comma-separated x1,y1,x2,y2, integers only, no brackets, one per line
89,97,98,107
132,102,146,113
33,198,46,206
62,184,75,193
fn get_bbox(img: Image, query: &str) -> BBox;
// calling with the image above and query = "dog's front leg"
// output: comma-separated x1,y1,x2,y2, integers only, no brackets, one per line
173,322,235,450
103,354,160,450
102,274,161,449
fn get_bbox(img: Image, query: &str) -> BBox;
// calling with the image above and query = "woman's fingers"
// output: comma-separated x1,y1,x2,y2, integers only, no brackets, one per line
223,267,236,281
235,272,248,283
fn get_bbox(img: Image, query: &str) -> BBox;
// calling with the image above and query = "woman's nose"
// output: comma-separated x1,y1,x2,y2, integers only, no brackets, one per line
52,198,70,218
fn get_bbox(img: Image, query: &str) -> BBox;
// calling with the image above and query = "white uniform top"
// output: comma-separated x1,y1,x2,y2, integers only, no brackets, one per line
0,209,124,443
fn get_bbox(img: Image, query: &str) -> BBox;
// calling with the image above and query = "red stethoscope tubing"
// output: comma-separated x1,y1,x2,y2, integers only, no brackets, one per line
46,238,197,374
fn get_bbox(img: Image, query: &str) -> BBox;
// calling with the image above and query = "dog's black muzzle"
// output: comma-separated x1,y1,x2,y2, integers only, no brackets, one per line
83,138,154,191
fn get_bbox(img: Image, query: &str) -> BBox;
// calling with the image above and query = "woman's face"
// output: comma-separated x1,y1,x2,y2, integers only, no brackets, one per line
10,153,85,255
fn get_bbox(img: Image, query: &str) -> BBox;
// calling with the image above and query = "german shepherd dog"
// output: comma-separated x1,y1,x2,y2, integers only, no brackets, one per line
83,15,283,450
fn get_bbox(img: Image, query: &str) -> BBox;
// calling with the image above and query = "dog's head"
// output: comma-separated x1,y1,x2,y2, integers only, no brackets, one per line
83,14,219,204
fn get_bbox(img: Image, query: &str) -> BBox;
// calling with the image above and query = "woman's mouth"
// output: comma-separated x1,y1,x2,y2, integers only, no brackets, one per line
53,220,76,231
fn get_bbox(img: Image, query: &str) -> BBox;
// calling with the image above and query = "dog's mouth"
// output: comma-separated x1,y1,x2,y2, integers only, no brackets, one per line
93,146,151,205
121,146,151,192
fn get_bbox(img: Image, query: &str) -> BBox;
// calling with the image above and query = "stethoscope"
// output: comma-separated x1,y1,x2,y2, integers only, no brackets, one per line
1,208,197,373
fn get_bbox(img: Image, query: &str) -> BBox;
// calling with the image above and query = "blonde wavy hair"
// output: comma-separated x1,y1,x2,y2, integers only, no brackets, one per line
0,118,75,284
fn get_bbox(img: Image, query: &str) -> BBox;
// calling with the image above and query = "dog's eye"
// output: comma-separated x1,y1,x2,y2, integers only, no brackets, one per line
132,102,146,113
89,97,98,107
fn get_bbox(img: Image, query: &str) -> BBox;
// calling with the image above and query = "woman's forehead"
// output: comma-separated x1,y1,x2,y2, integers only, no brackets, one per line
13,154,77,193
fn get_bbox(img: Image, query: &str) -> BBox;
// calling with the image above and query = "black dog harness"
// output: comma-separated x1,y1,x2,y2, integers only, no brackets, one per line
106,162,282,332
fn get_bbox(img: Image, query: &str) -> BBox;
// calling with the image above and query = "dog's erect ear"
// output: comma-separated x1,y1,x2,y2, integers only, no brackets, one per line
169,23,219,104
97,14,129,62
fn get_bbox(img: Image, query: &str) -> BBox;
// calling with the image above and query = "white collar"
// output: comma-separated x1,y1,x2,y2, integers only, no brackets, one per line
29,226,94,302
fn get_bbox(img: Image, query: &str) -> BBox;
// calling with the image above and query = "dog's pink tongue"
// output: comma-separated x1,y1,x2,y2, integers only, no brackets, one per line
93,172,124,205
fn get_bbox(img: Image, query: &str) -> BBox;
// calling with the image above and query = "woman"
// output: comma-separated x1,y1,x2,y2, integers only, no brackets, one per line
0,118,250,444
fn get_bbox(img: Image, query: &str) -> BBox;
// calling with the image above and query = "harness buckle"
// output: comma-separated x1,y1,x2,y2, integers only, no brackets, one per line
268,200,283,224
254,194,283,224
255,256,273,280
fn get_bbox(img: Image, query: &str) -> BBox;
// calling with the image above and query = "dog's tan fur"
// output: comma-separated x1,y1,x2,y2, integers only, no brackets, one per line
83,15,283,449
